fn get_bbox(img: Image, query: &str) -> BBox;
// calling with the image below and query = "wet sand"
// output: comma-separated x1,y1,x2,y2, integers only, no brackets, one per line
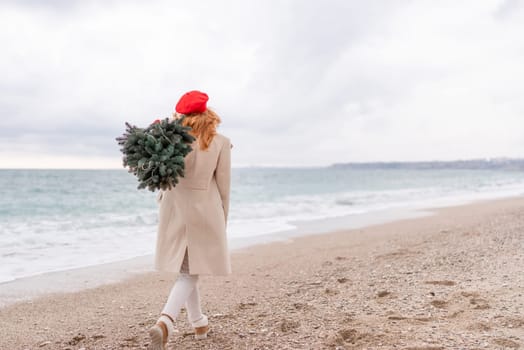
1,196,523,349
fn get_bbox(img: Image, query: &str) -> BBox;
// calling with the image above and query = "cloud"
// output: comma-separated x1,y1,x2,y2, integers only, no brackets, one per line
0,0,523,168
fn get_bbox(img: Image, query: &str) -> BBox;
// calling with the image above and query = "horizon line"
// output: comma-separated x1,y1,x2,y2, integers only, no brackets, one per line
1,157,523,171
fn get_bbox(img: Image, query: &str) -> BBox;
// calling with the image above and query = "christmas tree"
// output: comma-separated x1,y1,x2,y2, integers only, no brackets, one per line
116,117,195,191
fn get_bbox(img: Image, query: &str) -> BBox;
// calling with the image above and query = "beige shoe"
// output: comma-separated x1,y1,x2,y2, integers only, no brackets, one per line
192,315,209,340
148,315,174,350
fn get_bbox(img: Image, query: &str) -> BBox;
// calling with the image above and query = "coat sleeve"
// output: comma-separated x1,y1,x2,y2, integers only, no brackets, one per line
215,138,231,224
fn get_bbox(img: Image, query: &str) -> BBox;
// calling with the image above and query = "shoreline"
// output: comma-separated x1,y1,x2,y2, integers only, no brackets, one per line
0,199,453,308
2,173,524,288
1,193,523,309
1,195,523,348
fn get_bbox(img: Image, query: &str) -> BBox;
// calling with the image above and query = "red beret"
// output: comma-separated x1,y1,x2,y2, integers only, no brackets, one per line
175,90,209,115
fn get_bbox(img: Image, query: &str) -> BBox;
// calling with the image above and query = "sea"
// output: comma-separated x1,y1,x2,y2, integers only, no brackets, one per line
1,167,524,284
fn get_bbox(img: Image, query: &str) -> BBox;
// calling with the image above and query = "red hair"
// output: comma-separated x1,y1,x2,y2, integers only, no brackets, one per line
176,108,221,151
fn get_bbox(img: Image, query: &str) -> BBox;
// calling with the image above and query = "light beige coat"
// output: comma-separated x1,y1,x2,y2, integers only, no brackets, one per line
154,133,232,275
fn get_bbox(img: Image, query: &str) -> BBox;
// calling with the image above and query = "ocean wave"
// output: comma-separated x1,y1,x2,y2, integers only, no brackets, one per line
1,168,524,283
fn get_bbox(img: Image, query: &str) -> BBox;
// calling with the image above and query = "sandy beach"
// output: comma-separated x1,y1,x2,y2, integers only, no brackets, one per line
1,196,523,349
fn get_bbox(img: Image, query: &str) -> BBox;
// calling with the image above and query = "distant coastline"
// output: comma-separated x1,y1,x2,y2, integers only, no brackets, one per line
331,157,524,170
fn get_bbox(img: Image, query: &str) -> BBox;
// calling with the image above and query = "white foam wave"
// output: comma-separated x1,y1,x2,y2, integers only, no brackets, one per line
1,173,524,283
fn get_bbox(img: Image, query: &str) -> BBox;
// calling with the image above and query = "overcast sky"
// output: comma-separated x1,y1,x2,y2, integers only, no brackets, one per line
1,0,523,168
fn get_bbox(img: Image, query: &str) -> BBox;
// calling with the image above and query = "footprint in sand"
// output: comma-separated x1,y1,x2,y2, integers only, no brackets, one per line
469,297,490,310
67,333,86,346
424,280,456,286
237,302,257,310
447,310,465,318
460,291,490,309
458,291,490,310
326,328,378,347
292,302,315,311
387,315,408,320
430,299,448,309
500,316,524,328
325,288,339,296
493,338,520,349
338,328,360,342
377,290,391,298
279,319,300,332
466,322,491,331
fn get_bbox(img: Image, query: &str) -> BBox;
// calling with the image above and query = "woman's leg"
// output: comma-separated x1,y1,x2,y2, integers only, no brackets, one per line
184,282,209,339
149,272,198,349
160,248,204,323
151,248,208,348
161,273,199,320
185,283,205,325
162,248,198,323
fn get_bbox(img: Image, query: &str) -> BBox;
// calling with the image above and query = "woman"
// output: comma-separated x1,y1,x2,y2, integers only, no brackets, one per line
148,90,232,350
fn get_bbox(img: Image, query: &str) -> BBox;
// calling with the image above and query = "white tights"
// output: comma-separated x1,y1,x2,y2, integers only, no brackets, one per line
160,250,205,325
